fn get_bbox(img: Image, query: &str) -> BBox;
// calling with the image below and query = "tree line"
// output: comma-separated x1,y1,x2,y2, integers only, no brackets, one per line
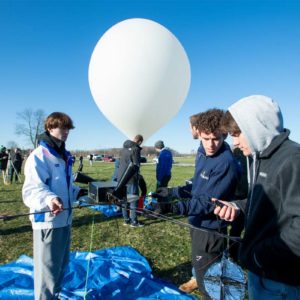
11,109,184,158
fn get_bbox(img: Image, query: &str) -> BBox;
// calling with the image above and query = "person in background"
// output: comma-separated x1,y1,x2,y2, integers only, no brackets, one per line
9,147,23,183
175,112,201,293
213,95,300,299
155,109,239,299
5,149,12,183
176,112,201,293
111,158,120,182
117,134,144,228
189,112,201,140
22,112,85,300
89,154,93,166
0,146,9,185
78,155,84,172
154,140,173,214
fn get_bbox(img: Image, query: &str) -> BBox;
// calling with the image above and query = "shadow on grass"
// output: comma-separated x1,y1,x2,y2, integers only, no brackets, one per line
142,216,169,226
152,262,202,299
152,261,192,285
72,212,120,228
0,188,20,193
0,212,114,235
0,224,32,236
0,200,20,203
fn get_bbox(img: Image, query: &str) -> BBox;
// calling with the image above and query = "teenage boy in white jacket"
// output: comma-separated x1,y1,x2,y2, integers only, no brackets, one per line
23,112,82,300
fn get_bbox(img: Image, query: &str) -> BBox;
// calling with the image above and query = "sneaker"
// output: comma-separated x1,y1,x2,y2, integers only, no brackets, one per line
130,221,144,228
123,219,131,226
179,277,198,293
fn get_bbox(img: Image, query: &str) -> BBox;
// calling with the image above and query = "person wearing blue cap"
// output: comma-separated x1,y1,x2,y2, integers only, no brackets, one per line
154,140,173,214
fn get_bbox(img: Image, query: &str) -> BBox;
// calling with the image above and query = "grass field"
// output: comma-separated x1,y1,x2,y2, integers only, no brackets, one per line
0,157,208,298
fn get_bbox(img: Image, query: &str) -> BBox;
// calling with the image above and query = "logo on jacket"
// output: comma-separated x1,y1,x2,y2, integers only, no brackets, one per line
200,170,209,180
55,164,60,167
259,172,267,178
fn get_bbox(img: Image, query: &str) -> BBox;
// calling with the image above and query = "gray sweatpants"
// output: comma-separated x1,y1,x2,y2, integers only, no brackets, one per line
33,226,71,300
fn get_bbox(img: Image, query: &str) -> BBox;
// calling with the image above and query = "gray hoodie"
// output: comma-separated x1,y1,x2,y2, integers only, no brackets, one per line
229,95,284,154
229,95,300,285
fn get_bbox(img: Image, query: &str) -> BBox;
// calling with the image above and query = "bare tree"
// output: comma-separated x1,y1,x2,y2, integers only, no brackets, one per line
15,109,46,148
7,141,19,149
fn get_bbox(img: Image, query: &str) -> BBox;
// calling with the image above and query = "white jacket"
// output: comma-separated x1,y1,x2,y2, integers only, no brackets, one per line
22,143,80,230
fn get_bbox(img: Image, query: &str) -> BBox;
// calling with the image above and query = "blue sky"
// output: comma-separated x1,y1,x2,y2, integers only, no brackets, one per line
1,0,300,154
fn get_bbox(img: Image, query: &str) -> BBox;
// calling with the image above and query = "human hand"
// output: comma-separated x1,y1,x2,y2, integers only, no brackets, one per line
212,198,239,222
49,197,63,215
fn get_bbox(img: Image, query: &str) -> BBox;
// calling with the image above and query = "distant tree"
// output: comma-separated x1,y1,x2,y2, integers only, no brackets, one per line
7,141,19,149
15,109,46,148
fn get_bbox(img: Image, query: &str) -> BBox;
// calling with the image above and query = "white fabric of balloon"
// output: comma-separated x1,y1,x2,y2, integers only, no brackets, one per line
89,18,191,141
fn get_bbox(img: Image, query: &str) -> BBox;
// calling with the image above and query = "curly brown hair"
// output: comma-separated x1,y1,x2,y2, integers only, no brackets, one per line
196,108,225,134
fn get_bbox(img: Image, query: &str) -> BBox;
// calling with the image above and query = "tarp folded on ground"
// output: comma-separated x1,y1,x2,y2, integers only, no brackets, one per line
88,204,121,217
75,200,121,217
0,245,197,299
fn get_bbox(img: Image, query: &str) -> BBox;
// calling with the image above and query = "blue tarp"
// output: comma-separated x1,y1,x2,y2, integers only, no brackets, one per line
0,246,197,299
88,204,122,217
75,200,122,217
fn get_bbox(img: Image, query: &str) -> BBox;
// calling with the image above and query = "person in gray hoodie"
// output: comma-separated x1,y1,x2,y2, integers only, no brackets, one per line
213,95,300,299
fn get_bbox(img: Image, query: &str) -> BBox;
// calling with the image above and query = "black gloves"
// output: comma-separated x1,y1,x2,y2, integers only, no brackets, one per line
171,202,180,215
152,187,174,198
77,188,88,200
153,200,180,215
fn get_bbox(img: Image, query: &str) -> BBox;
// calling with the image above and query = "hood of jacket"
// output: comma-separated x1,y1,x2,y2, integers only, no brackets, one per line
38,131,66,157
229,95,284,154
123,139,141,150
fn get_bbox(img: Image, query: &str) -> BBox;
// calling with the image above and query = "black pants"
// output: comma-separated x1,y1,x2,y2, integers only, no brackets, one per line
228,213,244,262
156,175,171,213
77,163,83,172
10,165,21,182
191,227,226,299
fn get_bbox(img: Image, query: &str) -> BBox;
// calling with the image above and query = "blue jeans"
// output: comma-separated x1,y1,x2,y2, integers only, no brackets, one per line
248,271,300,300
122,183,139,222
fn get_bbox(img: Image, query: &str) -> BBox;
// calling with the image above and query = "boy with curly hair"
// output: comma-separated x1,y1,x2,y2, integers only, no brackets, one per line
156,109,239,299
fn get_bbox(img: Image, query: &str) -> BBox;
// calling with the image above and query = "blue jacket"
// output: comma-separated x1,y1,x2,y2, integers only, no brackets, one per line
156,148,173,182
176,142,239,229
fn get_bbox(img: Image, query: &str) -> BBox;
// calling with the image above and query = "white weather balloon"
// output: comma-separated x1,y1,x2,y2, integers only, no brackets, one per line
88,18,191,141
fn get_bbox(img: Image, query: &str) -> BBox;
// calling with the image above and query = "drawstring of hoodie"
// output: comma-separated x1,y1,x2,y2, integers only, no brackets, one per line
246,152,260,223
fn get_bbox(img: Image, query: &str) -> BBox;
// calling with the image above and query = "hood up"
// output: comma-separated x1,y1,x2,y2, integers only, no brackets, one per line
123,139,142,150
229,95,284,154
